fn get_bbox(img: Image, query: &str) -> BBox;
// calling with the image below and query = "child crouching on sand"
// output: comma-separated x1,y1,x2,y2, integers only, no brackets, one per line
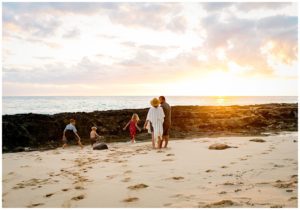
123,113,141,143
90,126,104,147
62,119,83,149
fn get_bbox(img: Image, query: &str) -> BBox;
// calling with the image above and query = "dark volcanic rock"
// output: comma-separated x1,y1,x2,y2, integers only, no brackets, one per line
249,138,266,143
208,143,232,150
2,103,298,152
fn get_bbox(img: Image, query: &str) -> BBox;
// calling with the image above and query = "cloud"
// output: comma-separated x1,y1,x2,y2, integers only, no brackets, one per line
199,12,298,76
3,57,111,85
107,3,185,32
3,6,61,38
201,2,292,12
62,28,81,39
3,2,187,34
2,2,298,96
2,2,114,15
235,2,292,12
166,16,187,33
201,2,234,11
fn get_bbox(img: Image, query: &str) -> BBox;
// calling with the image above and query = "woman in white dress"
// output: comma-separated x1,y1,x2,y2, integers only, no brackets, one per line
143,98,165,149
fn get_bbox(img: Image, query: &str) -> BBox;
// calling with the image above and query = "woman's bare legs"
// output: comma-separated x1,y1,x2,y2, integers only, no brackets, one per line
151,132,156,149
157,136,162,149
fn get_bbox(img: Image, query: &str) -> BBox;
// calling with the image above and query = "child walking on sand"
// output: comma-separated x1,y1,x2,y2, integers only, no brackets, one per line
123,113,141,143
90,126,103,147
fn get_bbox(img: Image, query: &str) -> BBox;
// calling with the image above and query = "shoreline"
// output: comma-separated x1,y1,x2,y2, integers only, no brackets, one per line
2,102,298,116
3,132,298,207
3,103,298,153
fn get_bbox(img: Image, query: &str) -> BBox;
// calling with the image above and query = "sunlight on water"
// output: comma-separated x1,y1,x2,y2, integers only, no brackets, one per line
216,96,226,105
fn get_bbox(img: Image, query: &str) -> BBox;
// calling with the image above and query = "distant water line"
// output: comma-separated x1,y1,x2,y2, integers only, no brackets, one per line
2,96,298,115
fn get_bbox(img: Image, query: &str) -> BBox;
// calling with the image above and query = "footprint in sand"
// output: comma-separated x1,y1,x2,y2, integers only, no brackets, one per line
106,175,118,180
162,159,174,162
172,176,184,180
75,186,85,190
206,169,214,173
203,200,234,208
121,177,131,182
223,182,235,186
270,204,284,208
27,203,44,207
128,183,149,190
35,157,42,161
124,170,132,174
45,193,54,198
117,160,127,163
163,203,172,207
123,197,139,202
166,153,175,156
71,195,85,201
288,197,297,201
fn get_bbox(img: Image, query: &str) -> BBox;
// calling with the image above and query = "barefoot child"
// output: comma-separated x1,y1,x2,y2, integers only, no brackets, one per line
62,119,83,149
90,126,103,147
123,113,141,143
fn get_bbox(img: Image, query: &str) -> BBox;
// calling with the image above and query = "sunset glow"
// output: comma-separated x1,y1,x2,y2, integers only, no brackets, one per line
2,2,298,96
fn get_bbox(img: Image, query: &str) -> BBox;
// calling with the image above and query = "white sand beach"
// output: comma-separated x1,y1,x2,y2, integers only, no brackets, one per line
2,132,298,208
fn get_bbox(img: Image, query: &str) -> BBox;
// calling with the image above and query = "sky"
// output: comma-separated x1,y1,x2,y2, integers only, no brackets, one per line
2,2,298,96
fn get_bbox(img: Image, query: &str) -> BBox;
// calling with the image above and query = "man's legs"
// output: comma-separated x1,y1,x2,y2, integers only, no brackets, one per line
163,135,169,148
159,136,164,148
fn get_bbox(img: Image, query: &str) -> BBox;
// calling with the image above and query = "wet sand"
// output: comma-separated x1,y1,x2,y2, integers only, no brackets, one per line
2,132,298,207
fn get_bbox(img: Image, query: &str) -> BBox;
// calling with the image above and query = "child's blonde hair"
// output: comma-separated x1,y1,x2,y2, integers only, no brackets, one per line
91,126,97,130
131,113,140,121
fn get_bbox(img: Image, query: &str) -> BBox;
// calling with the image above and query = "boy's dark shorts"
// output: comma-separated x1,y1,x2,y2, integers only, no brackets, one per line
90,137,97,146
63,130,77,143
163,122,170,136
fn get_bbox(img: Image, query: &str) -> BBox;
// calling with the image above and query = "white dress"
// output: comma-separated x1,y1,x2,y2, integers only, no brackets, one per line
146,106,165,141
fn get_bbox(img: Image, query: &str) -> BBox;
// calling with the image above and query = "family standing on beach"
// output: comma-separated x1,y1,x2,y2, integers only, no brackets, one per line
62,96,171,150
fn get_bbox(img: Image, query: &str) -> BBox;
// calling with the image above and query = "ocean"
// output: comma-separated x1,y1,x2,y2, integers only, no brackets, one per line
2,96,298,115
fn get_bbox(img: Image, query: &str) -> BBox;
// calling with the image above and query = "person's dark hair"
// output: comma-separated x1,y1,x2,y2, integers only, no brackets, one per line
159,96,166,101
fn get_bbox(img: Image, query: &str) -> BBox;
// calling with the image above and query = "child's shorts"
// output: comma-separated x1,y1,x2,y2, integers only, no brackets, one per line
90,137,97,146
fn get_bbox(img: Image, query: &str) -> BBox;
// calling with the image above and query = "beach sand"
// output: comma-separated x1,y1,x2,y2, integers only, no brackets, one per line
2,132,298,207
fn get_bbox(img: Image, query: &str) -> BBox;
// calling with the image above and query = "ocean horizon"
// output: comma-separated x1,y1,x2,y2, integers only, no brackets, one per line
2,96,298,115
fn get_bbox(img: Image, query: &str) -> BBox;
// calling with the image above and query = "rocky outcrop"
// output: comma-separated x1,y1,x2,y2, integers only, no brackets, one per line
208,143,232,150
2,103,297,152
